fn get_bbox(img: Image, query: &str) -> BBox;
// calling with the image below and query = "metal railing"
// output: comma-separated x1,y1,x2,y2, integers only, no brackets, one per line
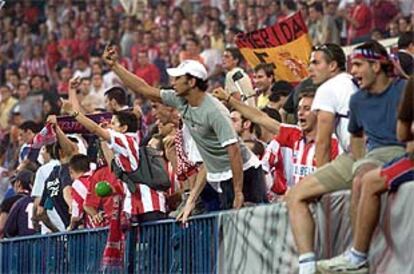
0,214,219,274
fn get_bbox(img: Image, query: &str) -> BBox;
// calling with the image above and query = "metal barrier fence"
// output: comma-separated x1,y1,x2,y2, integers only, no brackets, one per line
0,214,219,274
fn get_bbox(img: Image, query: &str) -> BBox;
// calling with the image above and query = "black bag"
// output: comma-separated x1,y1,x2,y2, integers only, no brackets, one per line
111,146,170,193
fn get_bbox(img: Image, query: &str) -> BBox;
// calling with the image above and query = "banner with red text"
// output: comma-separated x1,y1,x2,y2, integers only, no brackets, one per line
235,12,312,83
57,112,113,134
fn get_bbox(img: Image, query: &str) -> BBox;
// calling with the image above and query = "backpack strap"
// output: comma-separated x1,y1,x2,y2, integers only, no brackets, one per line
111,159,137,193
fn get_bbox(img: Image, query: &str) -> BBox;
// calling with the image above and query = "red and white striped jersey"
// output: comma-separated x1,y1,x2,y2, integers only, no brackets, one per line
263,124,340,190
123,184,166,216
262,140,291,195
107,129,166,215
71,171,93,228
107,129,141,173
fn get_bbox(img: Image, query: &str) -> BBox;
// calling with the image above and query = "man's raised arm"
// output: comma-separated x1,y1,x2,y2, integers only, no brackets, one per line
103,45,162,103
212,87,281,135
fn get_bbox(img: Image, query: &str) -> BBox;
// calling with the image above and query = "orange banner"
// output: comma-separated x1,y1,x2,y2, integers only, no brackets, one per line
235,12,312,82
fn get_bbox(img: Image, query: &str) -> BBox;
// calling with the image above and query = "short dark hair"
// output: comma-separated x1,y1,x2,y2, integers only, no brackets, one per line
354,40,393,74
313,43,346,71
45,144,56,159
19,121,40,133
30,74,42,81
284,0,297,11
186,37,200,46
269,92,281,102
271,80,293,96
18,82,29,89
262,107,281,122
254,63,275,78
397,51,414,76
80,77,91,83
74,55,87,62
184,73,208,91
398,31,414,50
243,139,265,158
227,11,238,20
69,154,90,173
298,90,316,100
0,85,11,92
309,2,323,13
114,110,139,133
225,47,243,65
105,86,127,106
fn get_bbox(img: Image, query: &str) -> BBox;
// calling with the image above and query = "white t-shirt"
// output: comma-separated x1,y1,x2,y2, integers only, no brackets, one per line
311,72,358,152
182,124,203,164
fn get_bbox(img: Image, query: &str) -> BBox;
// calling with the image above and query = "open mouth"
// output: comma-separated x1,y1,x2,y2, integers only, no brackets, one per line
354,77,363,87
298,118,306,126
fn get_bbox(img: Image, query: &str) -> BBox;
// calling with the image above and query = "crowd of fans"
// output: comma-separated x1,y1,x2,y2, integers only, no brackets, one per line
0,0,413,273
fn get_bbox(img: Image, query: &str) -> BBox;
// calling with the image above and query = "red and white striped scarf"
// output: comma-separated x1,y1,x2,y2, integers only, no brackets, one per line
174,127,198,181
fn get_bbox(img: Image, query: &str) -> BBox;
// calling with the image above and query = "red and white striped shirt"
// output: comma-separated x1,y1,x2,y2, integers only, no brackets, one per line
263,124,340,192
71,171,93,228
123,184,166,215
107,129,166,215
262,140,291,195
108,130,141,173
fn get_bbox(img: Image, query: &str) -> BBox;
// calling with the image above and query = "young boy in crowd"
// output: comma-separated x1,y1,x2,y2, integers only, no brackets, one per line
61,94,166,222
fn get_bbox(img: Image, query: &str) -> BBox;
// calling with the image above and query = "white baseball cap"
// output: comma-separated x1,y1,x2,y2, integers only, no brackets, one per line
166,60,208,81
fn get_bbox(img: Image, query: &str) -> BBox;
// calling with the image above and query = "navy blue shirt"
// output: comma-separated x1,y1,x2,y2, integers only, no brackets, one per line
4,196,36,238
0,192,28,213
40,164,72,228
348,78,406,151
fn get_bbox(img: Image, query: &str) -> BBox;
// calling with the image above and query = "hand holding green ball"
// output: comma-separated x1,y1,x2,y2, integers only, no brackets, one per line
95,181,113,197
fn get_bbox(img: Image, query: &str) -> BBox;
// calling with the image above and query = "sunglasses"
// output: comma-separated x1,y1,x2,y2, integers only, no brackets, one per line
312,44,334,60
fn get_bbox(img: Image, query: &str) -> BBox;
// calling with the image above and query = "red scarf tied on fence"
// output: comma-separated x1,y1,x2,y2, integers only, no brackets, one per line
102,190,128,270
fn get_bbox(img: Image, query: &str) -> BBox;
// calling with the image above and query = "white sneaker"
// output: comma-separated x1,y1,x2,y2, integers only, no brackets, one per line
317,253,368,274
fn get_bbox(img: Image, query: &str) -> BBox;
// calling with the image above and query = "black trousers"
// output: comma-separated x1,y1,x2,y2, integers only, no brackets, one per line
218,166,267,210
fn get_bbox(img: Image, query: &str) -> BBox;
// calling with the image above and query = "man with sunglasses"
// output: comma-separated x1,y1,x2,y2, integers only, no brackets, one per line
289,41,407,274
316,42,409,273
285,43,358,274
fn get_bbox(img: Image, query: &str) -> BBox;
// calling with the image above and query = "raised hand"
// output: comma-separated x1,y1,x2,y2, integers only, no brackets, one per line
212,87,230,101
102,44,119,68
46,115,58,125
69,76,81,91
61,98,76,115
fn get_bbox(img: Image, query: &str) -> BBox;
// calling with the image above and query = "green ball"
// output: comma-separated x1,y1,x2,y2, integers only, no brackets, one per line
95,181,112,197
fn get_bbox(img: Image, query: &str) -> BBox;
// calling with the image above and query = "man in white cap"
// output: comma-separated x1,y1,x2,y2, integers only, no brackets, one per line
101,45,266,210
